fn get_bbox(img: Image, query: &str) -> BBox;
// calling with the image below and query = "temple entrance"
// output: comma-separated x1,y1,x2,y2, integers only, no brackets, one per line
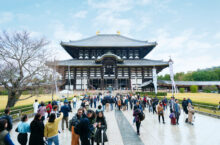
118,79,129,90
104,79,115,90
89,79,101,90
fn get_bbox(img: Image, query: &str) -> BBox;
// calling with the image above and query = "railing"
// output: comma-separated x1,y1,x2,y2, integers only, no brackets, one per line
0,106,34,122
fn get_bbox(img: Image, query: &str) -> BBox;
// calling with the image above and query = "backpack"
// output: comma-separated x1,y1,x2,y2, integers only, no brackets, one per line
139,111,145,121
118,100,121,106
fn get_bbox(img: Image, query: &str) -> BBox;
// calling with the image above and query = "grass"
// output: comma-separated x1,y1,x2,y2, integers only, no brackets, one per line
166,93,220,105
0,94,75,110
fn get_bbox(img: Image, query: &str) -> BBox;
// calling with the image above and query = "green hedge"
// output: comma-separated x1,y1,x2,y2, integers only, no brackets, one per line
190,85,198,93
179,88,185,93
136,92,167,96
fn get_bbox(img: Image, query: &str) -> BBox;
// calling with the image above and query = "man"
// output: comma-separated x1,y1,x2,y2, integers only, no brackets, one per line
169,97,175,113
174,99,181,125
182,98,188,114
33,100,39,114
187,98,192,105
75,110,95,145
162,96,168,110
72,96,77,109
61,102,70,131
0,108,13,132
46,101,52,117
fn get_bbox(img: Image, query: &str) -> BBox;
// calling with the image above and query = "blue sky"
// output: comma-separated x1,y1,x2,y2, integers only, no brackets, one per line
0,0,220,74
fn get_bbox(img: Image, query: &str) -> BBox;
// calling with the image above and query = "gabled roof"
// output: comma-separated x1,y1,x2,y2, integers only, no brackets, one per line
55,59,168,67
61,34,157,47
96,52,123,63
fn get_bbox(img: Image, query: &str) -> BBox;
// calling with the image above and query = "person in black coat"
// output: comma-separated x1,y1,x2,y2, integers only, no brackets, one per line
29,113,44,145
75,110,95,145
182,98,188,114
95,111,108,145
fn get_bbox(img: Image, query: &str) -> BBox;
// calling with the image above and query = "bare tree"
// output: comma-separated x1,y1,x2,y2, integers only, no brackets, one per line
0,31,50,108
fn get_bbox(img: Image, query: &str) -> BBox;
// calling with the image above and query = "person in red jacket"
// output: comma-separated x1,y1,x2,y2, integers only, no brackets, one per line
46,102,52,117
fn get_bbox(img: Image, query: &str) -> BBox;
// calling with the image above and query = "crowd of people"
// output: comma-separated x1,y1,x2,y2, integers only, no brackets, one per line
0,93,195,145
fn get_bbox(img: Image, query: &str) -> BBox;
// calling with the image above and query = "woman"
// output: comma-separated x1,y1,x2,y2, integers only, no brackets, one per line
69,108,83,145
95,111,108,145
38,102,47,121
0,119,14,145
44,112,63,145
187,103,194,125
133,105,141,135
157,102,165,124
29,113,44,145
17,114,30,145
87,110,96,145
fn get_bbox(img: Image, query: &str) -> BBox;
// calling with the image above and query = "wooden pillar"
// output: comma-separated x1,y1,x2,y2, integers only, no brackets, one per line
128,67,131,90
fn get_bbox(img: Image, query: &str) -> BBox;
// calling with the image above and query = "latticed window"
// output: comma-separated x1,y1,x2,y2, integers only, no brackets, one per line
134,50,139,59
79,50,83,59
122,50,127,59
85,50,89,59
129,50,133,59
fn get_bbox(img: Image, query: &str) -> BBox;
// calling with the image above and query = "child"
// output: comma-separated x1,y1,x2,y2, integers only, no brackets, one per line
169,111,176,125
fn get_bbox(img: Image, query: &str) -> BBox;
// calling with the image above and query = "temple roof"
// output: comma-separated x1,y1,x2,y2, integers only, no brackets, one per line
55,59,168,67
61,34,157,47
96,52,123,63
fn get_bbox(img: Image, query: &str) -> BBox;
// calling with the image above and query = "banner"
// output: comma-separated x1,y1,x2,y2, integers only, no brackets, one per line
152,67,157,94
169,59,177,94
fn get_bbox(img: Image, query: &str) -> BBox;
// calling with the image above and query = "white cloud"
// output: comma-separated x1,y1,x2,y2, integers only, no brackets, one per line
73,11,88,18
148,29,220,74
0,12,13,24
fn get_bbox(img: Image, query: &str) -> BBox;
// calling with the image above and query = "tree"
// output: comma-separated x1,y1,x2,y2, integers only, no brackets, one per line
179,88,185,93
0,31,49,108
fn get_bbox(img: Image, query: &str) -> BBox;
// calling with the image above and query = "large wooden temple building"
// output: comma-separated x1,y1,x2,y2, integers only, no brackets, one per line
51,33,169,90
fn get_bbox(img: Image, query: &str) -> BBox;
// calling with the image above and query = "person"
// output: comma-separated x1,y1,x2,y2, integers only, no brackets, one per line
61,102,70,131
0,108,13,132
93,96,97,108
125,97,129,110
64,98,68,104
51,105,59,118
117,98,122,110
133,105,141,135
33,100,39,114
148,97,153,113
0,119,14,145
162,96,168,110
169,97,175,113
87,110,96,145
69,108,83,145
129,96,133,110
46,102,53,117
187,103,194,125
96,105,103,115
75,110,95,145
187,98,192,105
182,98,188,114
218,101,220,110
68,101,72,112
174,100,181,125
169,111,176,125
157,102,165,124
101,98,106,111
29,113,45,145
152,98,157,114
38,102,47,121
72,96,77,109
110,96,115,111
95,111,108,145
17,114,30,145
90,97,94,108
44,113,63,145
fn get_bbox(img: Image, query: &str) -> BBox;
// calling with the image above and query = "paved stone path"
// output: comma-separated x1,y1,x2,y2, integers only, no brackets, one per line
10,103,220,145
115,110,144,145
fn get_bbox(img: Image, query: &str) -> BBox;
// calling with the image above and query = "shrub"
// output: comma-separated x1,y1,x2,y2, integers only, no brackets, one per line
0,90,8,95
203,85,218,93
136,92,167,96
179,88,185,93
190,85,198,93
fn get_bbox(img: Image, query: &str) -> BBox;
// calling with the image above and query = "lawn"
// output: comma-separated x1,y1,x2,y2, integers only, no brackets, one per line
166,93,220,105
0,94,65,110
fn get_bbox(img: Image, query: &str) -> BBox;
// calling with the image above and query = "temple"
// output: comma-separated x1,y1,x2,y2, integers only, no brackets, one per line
50,33,169,90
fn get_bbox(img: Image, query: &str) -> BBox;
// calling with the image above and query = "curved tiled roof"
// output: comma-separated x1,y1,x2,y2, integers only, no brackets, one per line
61,34,157,47
96,52,123,62
56,59,168,67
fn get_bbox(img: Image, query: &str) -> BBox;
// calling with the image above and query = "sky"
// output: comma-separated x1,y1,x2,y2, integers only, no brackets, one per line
0,0,220,75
